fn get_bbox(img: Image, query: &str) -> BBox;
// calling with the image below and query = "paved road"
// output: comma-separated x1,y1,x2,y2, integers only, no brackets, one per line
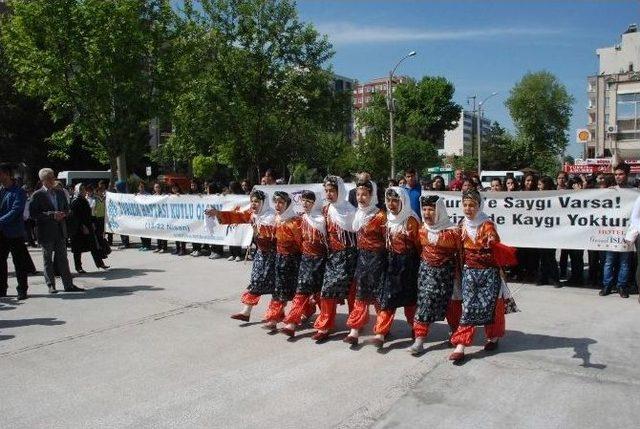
1,243,639,428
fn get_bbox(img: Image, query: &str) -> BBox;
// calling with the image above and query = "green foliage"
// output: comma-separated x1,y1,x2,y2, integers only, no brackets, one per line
192,155,217,179
505,71,573,170
480,121,517,170
449,155,479,173
2,0,177,180
290,163,320,184
0,38,56,168
308,132,357,178
355,75,460,178
395,135,439,175
354,135,391,181
394,76,462,142
161,0,348,181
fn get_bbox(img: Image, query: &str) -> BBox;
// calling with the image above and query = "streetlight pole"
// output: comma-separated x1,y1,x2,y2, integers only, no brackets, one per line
477,91,498,175
388,50,416,178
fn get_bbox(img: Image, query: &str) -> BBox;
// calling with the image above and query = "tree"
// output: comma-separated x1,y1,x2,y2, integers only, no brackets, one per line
192,155,217,179
355,75,461,177
0,35,105,180
394,76,462,142
395,135,439,175
1,0,177,183
161,0,348,182
505,71,574,173
481,121,517,170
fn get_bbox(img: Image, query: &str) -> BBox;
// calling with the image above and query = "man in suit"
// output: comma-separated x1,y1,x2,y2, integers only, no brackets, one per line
0,163,31,300
29,168,84,294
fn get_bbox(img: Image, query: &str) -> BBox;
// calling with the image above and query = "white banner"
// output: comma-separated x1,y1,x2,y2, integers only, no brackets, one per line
105,186,639,251
105,192,253,246
428,189,639,252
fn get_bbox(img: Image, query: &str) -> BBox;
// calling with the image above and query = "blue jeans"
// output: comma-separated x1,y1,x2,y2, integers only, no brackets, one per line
602,251,633,293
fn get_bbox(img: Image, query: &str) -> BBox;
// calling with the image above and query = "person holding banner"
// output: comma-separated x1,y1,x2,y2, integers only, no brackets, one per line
281,191,327,337
151,183,169,253
536,176,561,287
262,191,303,330
170,184,188,256
450,189,505,362
343,180,387,346
312,176,357,343
371,187,421,349
205,190,277,322
409,195,462,356
602,163,633,298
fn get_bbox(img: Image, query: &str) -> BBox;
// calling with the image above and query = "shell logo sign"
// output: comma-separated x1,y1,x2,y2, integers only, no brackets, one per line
576,129,590,144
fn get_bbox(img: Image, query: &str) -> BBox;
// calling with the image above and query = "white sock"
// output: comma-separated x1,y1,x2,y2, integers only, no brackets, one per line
241,305,252,316
412,337,425,349
454,344,465,353
375,334,384,341
348,328,359,338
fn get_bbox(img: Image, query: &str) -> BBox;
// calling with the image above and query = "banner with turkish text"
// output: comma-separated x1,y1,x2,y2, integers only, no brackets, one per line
105,192,253,246
428,188,638,251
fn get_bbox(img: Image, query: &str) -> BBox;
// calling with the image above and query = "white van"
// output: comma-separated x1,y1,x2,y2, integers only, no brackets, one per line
57,170,112,186
480,170,523,189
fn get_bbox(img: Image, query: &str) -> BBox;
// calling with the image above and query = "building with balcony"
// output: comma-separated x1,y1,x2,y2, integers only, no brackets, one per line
586,24,640,159
352,76,410,110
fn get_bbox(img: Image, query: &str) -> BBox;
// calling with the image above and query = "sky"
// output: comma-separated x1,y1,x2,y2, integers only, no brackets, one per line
296,0,640,158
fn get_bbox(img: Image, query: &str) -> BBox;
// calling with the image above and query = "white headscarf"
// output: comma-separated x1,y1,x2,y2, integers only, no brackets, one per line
421,195,455,244
325,176,356,232
250,190,276,229
386,186,420,236
302,191,326,236
461,190,490,241
74,182,84,197
273,191,297,223
353,181,379,231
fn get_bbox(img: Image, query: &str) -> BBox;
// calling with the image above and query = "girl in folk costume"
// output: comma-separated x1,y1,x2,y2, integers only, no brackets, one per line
449,189,506,362
312,175,357,342
372,187,421,349
343,180,387,346
263,191,303,330
205,190,276,321
409,195,462,356
280,191,327,337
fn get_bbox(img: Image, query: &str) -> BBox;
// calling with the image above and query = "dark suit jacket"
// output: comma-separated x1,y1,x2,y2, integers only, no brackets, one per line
29,187,69,242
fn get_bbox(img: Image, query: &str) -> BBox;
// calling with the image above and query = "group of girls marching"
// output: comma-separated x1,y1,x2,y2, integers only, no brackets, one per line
206,175,511,362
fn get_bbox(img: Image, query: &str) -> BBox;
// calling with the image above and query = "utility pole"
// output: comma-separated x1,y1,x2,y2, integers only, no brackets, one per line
387,51,416,178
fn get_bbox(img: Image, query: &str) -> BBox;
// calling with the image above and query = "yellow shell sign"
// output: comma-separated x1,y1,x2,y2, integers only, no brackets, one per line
576,129,590,143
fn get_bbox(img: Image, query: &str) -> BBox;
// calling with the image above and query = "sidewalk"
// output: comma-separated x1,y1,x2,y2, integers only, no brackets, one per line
0,245,638,428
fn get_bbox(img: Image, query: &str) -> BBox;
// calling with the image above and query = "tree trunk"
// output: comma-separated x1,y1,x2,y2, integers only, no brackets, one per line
116,153,127,182
109,154,118,188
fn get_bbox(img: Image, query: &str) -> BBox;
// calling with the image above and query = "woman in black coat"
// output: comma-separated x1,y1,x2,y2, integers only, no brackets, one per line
70,183,109,273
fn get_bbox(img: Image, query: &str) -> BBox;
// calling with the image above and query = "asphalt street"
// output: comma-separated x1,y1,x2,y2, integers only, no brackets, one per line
0,243,638,428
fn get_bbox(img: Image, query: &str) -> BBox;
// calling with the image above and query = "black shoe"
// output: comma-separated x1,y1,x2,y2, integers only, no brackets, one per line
48,286,58,294
620,291,630,298
17,292,28,300
598,290,610,296
64,285,85,292
552,281,562,288
0,290,6,298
